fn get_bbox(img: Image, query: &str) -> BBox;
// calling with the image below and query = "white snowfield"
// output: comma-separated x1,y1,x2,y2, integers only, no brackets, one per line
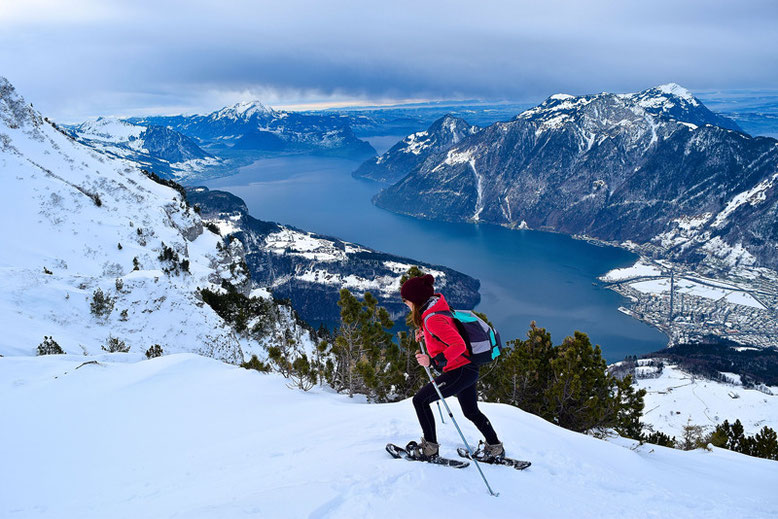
636,361,778,438
0,353,775,519
601,260,766,309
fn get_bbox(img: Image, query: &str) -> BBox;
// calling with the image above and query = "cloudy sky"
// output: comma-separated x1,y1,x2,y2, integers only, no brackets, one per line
1,0,776,121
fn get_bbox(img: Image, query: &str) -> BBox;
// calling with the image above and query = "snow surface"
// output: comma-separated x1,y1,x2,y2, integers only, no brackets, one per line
601,261,662,282
402,130,432,155
711,172,778,229
627,277,765,309
657,83,698,104
72,116,144,142
1,353,776,519
637,362,778,438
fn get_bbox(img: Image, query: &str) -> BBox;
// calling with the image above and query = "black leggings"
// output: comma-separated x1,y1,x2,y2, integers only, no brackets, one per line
412,364,499,445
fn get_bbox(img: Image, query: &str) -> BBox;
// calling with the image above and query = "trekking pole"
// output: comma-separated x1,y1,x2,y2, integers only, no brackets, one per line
419,339,499,497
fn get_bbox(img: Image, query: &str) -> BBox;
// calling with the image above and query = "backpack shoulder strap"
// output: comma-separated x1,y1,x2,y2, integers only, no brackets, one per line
422,310,472,357
422,310,454,346
422,310,452,326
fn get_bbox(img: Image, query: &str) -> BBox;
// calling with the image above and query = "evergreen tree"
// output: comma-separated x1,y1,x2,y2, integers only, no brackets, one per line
481,322,645,435
752,426,778,460
102,335,129,353
390,331,427,400
614,374,646,439
241,354,270,372
729,419,747,452
548,332,614,432
709,421,730,449
480,322,554,418
90,288,114,317
330,289,395,400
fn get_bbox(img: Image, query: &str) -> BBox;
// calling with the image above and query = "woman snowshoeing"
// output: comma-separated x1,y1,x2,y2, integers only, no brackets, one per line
401,273,504,461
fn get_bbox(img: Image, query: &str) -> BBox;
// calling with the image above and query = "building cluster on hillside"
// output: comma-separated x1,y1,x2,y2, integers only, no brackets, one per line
610,279,778,349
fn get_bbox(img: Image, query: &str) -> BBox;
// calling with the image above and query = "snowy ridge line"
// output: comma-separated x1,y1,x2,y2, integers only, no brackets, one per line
0,76,315,361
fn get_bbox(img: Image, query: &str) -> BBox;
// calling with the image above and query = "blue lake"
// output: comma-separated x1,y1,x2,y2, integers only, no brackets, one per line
199,150,668,362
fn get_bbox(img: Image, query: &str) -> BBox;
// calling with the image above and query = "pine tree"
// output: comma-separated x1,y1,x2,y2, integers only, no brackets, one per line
709,421,730,448
480,322,554,417
680,418,708,450
145,344,163,359
331,289,395,400
614,374,646,440
481,322,645,436
752,426,778,460
90,288,114,317
729,419,747,452
241,354,270,372
547,331,614,432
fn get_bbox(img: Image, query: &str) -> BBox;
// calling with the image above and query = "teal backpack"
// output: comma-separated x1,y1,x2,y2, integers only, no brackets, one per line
423,310,503,365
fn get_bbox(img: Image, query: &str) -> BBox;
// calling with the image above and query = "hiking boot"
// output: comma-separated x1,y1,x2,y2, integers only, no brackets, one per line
406,438,439,460
481,441,505,459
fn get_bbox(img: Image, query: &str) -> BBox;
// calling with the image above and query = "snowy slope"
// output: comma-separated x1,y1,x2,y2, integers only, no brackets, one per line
0,353,775,519
634,361,778,438
0,76,313,361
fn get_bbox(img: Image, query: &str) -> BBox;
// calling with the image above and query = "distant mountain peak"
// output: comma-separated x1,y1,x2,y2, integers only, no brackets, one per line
519,83,740,132
653,83,697,102
213,100,277,120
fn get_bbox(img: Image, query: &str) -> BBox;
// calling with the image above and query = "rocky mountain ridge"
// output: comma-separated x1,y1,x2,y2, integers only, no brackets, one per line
132,100,376,160
373,84,778,274
353,114,480,182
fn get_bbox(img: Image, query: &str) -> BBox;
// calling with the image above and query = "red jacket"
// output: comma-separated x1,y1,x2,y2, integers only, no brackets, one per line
421,294,470,372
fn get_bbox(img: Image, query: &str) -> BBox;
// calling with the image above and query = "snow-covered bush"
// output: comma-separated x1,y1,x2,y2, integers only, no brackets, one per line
145,344,163,359
36,336,64,355
103,335,129,353
90,288,114,317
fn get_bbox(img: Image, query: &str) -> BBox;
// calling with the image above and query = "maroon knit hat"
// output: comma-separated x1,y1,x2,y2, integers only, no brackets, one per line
401,274,435,306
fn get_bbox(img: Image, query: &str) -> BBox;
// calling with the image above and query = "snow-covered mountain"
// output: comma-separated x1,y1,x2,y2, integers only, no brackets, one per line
353,114,481,183
132,101,376,159
67,117,219,179
186,186,481,325
628,83,742,131
0,76,313,361
1,352,775,518
373,84,778,273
